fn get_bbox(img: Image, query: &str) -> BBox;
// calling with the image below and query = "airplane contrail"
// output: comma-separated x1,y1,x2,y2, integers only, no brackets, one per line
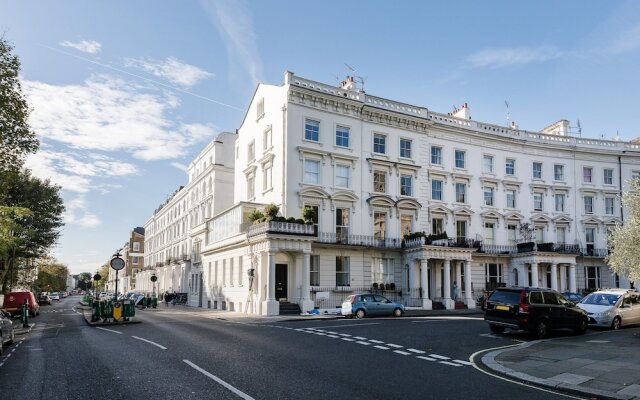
37,43,245,112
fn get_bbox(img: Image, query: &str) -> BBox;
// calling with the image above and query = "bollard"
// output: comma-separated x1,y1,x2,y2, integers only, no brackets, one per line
152,296,157,309
21,299,29,328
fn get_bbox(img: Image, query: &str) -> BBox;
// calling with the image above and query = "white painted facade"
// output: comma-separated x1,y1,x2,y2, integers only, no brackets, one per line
136,132,236,299
141,71,640,315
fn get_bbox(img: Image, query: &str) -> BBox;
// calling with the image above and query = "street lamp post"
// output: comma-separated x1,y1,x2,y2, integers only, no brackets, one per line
110,251,125,301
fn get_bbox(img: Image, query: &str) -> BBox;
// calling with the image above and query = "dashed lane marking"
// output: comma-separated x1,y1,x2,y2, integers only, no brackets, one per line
353,336,367,340
373,345,389,350
132,336,167,350
394,350,411,356
369,339,384,344
429,354,450,360
417,356,436,361
95,327,122,335
386,343,403,348
439,361,463,367
341,338,355,342
338,333,352,337
307,322,380,329
453,360,474,366
327,335,340,338
356,341,371,345
408,348,425,354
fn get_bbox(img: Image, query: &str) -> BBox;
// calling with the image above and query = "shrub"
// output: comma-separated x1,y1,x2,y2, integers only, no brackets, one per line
248,209,264,223
264,203,280,219
302,206,317,224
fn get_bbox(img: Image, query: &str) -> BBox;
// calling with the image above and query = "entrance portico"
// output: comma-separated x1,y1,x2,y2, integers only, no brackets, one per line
511,253,577,291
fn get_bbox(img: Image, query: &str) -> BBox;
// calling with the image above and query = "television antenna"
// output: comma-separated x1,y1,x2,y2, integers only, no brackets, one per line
343,63,367,92
505,100,510,122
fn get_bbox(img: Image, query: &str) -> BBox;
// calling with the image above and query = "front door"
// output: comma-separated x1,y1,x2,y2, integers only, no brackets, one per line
275,264,288,301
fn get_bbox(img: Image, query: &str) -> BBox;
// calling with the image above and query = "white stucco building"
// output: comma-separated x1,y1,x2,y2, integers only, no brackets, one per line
141,71,640,315
137,132,236,298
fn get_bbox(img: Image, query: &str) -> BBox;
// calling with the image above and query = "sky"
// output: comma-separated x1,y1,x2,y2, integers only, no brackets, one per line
1,1,640,275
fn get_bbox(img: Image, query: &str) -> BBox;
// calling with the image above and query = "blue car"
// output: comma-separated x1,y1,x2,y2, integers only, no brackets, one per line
341,294,404,318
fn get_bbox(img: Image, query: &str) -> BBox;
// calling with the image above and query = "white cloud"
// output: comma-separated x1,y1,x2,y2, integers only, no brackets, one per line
63,196,101,228
467,46,562,68
25,149,138,193
170,162,188,173
59,40,102,54
609,24,640,54
202,0,263,85
125,57,214,87
23,75,218,161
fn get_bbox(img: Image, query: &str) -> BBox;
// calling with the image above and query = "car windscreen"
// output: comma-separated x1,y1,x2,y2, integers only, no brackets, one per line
488,290,521,305
580,293,620,306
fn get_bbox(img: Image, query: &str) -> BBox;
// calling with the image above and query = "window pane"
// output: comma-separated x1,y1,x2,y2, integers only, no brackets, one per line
456,183,466,203
583,167,592,183
336,164,350,188
455,150,465,168
336,126,350,147
431,147,442,164
432,180,442,200
554,165,564,180
400,139,412,158
506,159,515,175
400,174,412,196
304,160,320,184
374,212,386,239
373,134,386,154
305,119,319,141
483,155,493,173
336,256,350,286
374,171,386,193
484,187,494,206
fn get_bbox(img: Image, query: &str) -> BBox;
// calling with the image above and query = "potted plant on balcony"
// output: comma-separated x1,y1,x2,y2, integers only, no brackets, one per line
517,223,535,253
248,209,264,225
302,206,317,225
264,203,280,220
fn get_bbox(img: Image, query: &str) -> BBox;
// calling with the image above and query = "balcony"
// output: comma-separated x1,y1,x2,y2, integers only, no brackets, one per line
477,244,517,255
317,232,402,248
579,247,609,257
516,242,581,254
402,236,479,249
247,221,315,238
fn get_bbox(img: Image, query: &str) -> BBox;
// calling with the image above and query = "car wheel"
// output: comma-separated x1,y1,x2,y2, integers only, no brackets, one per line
532,319,548,339
392,308,403,317
489,324,505,334
612,316,621,330
355,309,366,319
574,317,587,335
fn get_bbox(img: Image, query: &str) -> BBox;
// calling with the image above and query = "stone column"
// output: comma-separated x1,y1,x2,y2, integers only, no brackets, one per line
530,263,539,288
550,263,558,291
262,251,279,316
420,259,432,310
443,259,454,310
560,265,567,292
455,261,462,301
300,251,314,313
569,264,577,293
464,260,474,309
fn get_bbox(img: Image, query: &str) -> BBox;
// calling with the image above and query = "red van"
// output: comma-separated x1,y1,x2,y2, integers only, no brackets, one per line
2,291,40,317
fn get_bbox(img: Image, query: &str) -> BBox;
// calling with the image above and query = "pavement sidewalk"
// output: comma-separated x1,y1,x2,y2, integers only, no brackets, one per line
481,327,640,400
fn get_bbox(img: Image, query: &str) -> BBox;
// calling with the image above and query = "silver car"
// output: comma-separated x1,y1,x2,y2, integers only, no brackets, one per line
577,289,640,329
0,311,15,356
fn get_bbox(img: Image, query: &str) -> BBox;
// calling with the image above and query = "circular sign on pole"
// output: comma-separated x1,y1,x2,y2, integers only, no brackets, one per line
150,275,157,282
110,257,125,271
93,273,101,281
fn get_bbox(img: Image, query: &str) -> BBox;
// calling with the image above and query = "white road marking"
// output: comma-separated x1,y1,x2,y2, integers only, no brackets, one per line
183,360,255,400
386,343,403,348
132,336,167,350
453,360,474,366
407,348,425,354
326,335,340,338
95,327,122,334
369,340,385,344
428,354,450,360
308,322,380,329
356,341,371,345
586,340,610,343
373,345,389,350
417,356,436,361
439,361,463,367
341,338,355,342
338,333,352,337
353,336,367,340
325,331,338,335
314,333,326,336
394,350,411,356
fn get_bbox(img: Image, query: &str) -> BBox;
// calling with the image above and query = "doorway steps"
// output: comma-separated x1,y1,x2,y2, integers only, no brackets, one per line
279,302,301,315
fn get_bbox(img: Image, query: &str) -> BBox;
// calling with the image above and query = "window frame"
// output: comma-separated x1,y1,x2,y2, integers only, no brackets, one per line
303,159,321,185
583,166,593,183
336,256,350,287
532,162,543,179
373,170,386,193
554,164,564,181
400,138,412,159
584,195,594,214
603,168,614,185
505,158,515,176
483,186,494,206
335,125,350,148
400,174,413,197
335,164,351,188
431,179,443,201
533,192,543,211
483,155,493,173
454,150,466,169
455,182,466,203
304,118,320,142
431,146,442,165
373,133,386,154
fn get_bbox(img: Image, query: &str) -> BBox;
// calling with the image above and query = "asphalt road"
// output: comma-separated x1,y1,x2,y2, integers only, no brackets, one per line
0,297,585,400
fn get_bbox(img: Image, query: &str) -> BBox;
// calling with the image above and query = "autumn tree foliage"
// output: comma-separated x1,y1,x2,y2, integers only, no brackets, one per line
606,179,640,283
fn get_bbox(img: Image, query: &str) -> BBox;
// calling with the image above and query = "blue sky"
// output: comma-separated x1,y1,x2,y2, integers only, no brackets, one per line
1,1,640,274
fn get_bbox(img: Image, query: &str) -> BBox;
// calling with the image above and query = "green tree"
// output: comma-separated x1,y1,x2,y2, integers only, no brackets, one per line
0,170,64,292
94,264,109,291
36,261,69,292
0,37,39,173
77,272,92,290
606,179,640,283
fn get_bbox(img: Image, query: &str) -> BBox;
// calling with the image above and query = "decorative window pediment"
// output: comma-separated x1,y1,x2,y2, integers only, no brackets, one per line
299,187,331,199
582,216,602,226
504,211,524,221
480,210,503,220
332,190,359,202
453,206,474,217
552,215,573,224
531,213,552,224
479,176,500,186
366,195,395,208
428,204,452,215
603,217,622,226
396,198,421,210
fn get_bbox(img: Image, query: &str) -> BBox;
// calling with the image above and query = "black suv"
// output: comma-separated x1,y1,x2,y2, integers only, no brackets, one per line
484,287,588,339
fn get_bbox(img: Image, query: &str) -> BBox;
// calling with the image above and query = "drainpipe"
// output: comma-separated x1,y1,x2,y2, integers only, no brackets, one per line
282,104,287,216
618,155,624,223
